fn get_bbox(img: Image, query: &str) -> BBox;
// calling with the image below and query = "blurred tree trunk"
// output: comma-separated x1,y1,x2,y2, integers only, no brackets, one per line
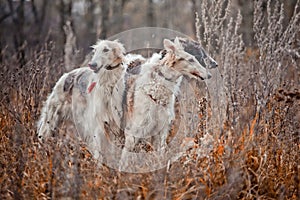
57,0,78,70
163,0,175,29
7,0,26,66
0,30,2,63
147,0,155,27
99,0,110,39
40,0,48,26
86,0,95,31
0,1,10,24
81,0,97,51
64,20,78,71
0,2,4,62
110,0,127,34
58,0,73,47
29,0,49,45
30,0,38,24
30,0,48,31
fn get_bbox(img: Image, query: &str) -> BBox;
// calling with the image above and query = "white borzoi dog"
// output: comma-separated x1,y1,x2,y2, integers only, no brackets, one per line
122,38,212,153
37,39,125,145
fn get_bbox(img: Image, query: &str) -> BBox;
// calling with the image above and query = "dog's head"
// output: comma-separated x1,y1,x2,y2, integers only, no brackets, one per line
88,40,126,73
163,38,211,80
173,37,218,69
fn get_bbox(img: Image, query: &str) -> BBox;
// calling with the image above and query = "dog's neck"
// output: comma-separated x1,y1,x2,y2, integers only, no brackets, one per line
96,62,125,87
104,57,123,70
160,52,177,68
154,65,180,83
104,61,123,70
157,52,183,82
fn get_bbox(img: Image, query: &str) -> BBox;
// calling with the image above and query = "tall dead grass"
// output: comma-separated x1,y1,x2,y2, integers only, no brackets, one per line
0,0,299,199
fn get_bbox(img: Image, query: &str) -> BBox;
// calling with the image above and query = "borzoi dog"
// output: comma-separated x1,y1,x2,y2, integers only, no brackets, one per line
37,67,96,139
37,40,126,155
123,38,212,153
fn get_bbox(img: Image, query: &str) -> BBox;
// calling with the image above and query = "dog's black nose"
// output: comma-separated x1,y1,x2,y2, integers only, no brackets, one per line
207,73,212,79
88,62,97,69
210,61,218,68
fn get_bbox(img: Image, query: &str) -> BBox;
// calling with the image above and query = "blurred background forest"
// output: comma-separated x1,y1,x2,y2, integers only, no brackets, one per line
0,0,299,199
0,0,298,65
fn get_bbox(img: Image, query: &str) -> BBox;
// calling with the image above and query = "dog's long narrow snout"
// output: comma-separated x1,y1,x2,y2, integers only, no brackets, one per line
199,63,212,79
88,62,97,68
198,72,212,80
201,70,212,79
195,65,212,80
88,62,97,70
210,61,218,68
209,60,218,68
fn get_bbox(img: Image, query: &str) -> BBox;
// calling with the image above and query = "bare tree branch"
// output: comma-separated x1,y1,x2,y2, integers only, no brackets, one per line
30,0,39,24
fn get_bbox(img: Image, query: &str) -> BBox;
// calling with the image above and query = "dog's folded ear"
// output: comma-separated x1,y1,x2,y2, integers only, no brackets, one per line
164,38,183,53
110,57,123,68
174,37,183,48
163,39,176,52
112,42,126,67
113,41,126,57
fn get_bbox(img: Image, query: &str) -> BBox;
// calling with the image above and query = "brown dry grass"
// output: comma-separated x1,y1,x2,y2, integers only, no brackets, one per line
0,0,299,199
0,87,298,199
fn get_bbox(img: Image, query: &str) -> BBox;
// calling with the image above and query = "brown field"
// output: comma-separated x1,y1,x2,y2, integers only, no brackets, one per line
0,0,299,199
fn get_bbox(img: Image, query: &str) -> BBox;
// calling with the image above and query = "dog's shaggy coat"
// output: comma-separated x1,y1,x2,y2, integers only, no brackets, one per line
123,38,211,152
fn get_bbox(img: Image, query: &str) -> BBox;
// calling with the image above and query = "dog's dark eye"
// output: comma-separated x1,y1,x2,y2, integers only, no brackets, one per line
188,58,195,63
103,48,109,53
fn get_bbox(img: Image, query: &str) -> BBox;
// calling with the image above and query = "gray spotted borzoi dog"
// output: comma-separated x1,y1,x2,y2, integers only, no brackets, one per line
37,67,96,139
122,38,212,153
